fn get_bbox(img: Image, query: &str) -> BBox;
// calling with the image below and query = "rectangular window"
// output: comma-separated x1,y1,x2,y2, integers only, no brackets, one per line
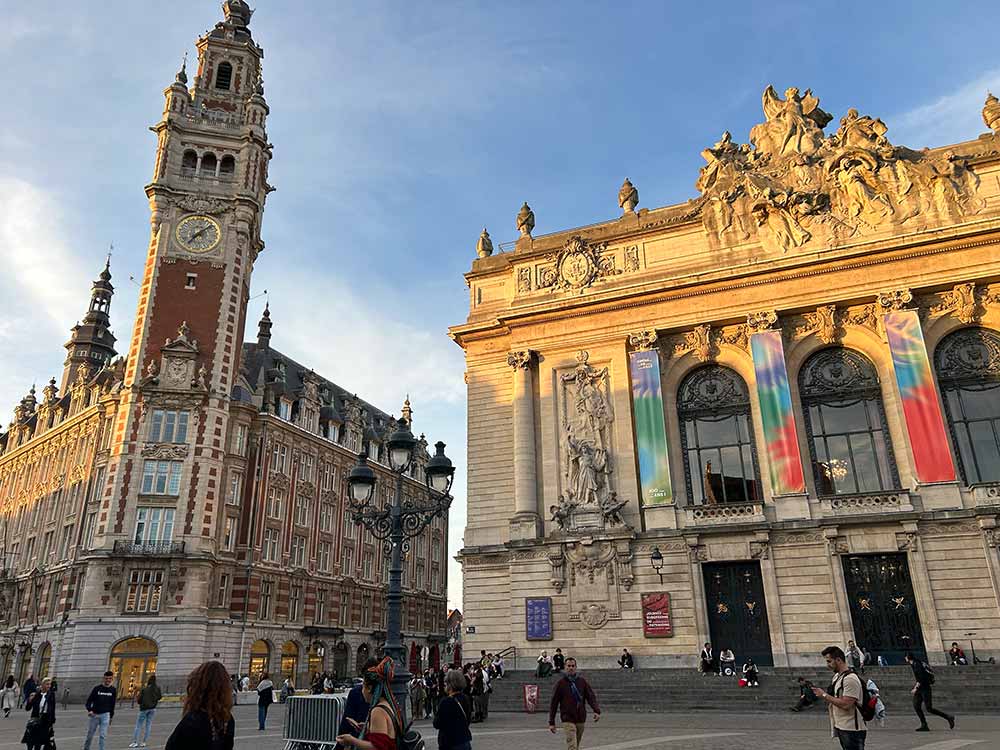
48,577,63,620
73,571,86,609
289,585,302,621
223,516,236,551
216,573,229,607
319,502,333,532
260,580,272,619
363,551,373,580
267,487,285,519
341,546,353,576
294,496,309,526
340,591,351,626
416,562,425,589
263,528,280,562
301,454,314,482
431,568,439,592
83,511,98,550
361,594,372,628
344,516,355,539
317,541,331,572
232,424,248,456
316,589,327,623
278,400,291,421
140,460,182,495
228,472,243,506
432,539,441,563
271,442,289,473
149,409,189,444
41,531,54,564
124,570,163,613
59,525,75,560
134,507,176,545
291,535,306,567
321,462,334,491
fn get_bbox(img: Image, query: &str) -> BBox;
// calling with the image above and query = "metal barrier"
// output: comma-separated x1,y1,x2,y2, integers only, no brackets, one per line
283,694,347,750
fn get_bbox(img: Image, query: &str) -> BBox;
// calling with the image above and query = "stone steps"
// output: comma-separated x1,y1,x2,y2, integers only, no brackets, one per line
485,667,1000,714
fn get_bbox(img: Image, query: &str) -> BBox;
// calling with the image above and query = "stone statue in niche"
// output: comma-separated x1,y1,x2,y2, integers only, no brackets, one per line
555,351,627,531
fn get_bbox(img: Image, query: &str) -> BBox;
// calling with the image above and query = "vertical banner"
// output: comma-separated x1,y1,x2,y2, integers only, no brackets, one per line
628,349,673,505
883,310,956,483
750,330,806,495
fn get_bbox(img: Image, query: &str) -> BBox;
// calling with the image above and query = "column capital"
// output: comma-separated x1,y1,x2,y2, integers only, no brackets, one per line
876,288,914,312
627,329,658,351
506,350,536,370
745,309,778,333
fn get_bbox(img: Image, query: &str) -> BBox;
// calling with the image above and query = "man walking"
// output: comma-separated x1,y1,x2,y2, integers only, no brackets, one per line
905,652,955,732
129,674,161,748
83,671,117,750
811,646,866,750
548,657,600,750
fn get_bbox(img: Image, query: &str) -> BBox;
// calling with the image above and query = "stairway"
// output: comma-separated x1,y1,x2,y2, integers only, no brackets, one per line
486,666,1000,714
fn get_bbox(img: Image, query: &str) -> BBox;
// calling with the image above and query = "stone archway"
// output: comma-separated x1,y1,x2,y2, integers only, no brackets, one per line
280,641,300,684
108,637,158,699
35,643,52,680
249,639,271,684
307,641,326,678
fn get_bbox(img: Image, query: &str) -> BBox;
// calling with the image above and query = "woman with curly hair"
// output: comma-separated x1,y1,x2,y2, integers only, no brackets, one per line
165,661,235,750
336,657,401,750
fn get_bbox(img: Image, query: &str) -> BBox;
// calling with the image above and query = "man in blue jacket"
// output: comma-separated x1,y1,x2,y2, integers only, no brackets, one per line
83,671,117,750
336,658,377,749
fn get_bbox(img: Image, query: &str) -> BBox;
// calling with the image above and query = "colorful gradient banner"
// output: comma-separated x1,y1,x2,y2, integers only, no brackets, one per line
629,349,672,505
884,310,956,483
750,330,806,495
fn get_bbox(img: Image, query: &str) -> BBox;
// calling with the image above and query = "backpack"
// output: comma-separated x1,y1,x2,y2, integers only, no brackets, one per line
833,671,875,724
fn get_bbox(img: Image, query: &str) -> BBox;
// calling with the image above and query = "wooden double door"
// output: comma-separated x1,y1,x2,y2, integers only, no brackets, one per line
702,560,774,667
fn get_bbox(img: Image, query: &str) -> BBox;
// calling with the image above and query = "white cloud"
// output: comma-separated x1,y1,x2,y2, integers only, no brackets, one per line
890,69,1000,149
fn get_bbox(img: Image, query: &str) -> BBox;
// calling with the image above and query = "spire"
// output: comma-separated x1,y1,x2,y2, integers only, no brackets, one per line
401,395,413,427
175,52,188,85
61,256,118,391
257,302,272,348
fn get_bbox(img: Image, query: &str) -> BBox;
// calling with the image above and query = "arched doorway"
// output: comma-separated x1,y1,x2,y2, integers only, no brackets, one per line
333,642,349,679
280,641,299,683
108,637,158,699
307,641,325,678
36,643,52,680
16,647,33,684
249,640,270,682
429,644,440,670
355,643,370,675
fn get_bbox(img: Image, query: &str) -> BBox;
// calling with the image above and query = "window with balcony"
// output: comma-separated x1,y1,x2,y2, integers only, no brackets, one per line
125,570,163,613
678,365,761,505
133,507,176,553
141,460,182,496
263,528,280,562
935,327,1000,484
799,347,898,495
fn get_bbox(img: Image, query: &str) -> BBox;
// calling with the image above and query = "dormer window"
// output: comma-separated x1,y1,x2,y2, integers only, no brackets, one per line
215,62,233,91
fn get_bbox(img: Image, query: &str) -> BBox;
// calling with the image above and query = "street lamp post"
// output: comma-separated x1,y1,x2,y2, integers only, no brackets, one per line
347,418,454,726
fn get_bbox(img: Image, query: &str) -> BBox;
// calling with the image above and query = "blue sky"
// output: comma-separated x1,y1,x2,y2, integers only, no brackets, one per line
1,1,999,609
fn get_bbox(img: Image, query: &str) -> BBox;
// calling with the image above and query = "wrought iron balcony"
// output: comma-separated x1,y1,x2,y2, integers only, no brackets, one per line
685,502,766,526
818,491,913,516
112,540,186,556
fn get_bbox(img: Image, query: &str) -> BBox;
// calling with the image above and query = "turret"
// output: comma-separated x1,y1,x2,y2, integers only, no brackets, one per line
61,257,117,391
257,302,272,348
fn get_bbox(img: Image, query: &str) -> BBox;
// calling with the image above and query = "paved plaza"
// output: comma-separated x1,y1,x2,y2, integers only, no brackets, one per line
0,702,995,750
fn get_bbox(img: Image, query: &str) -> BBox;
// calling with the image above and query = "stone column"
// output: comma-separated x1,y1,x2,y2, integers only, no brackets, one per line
898,525,946,664
508,350,542,541
823,529,855,647
686,536,710,658
978,519,1000,623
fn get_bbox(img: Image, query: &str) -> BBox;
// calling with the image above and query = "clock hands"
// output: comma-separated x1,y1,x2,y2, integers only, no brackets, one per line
189,225,210,242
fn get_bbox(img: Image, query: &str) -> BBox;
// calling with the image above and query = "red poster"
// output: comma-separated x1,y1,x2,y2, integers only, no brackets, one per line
523,684,540,713
642,592,673,637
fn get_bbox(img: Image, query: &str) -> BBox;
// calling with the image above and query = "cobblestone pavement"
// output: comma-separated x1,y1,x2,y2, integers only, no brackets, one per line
0,702,996,750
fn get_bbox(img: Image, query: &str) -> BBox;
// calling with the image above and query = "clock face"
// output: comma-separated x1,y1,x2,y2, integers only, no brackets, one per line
175,215,222,253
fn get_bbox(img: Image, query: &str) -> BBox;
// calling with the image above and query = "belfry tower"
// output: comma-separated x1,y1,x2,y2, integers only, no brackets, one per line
91,0,273,606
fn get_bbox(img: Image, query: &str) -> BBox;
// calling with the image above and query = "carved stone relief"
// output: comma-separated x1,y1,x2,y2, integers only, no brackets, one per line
696,86,985,254
548,539,633,629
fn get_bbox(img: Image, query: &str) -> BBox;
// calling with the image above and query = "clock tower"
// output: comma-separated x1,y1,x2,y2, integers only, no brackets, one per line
94,0,272,589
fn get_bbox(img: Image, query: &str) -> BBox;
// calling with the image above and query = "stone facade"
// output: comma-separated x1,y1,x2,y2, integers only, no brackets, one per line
0,2,447,699
451,85,1000,668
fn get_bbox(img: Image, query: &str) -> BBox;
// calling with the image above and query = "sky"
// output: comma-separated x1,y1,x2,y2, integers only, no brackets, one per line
1,1,999,611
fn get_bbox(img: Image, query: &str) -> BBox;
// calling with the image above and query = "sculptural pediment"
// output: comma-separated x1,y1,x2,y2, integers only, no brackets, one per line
696,86,985,254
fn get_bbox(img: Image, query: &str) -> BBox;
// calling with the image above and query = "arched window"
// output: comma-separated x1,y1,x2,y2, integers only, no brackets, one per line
181,150,197,175
799,348,898,495
200,152,217,176
219,155,236,180
108,637,158,699
677,365,761,505
36,643,51,680
215,62,233,91
249,639,270,682
280,641,299,682
355,643,370,674
934,327,1000,484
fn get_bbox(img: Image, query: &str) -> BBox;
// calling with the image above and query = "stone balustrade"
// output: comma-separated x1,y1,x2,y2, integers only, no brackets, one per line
818,491,913,516
684,502,766,526
972,483,1000,507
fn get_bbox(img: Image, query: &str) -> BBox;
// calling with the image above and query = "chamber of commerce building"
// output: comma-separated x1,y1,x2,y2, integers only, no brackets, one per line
451,86,1000,668
0,1,448,698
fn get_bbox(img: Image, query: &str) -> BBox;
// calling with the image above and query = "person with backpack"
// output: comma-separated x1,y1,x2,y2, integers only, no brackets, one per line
130,674,162,747
905,652,955,732
547,657,601,750
811,646,867,750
